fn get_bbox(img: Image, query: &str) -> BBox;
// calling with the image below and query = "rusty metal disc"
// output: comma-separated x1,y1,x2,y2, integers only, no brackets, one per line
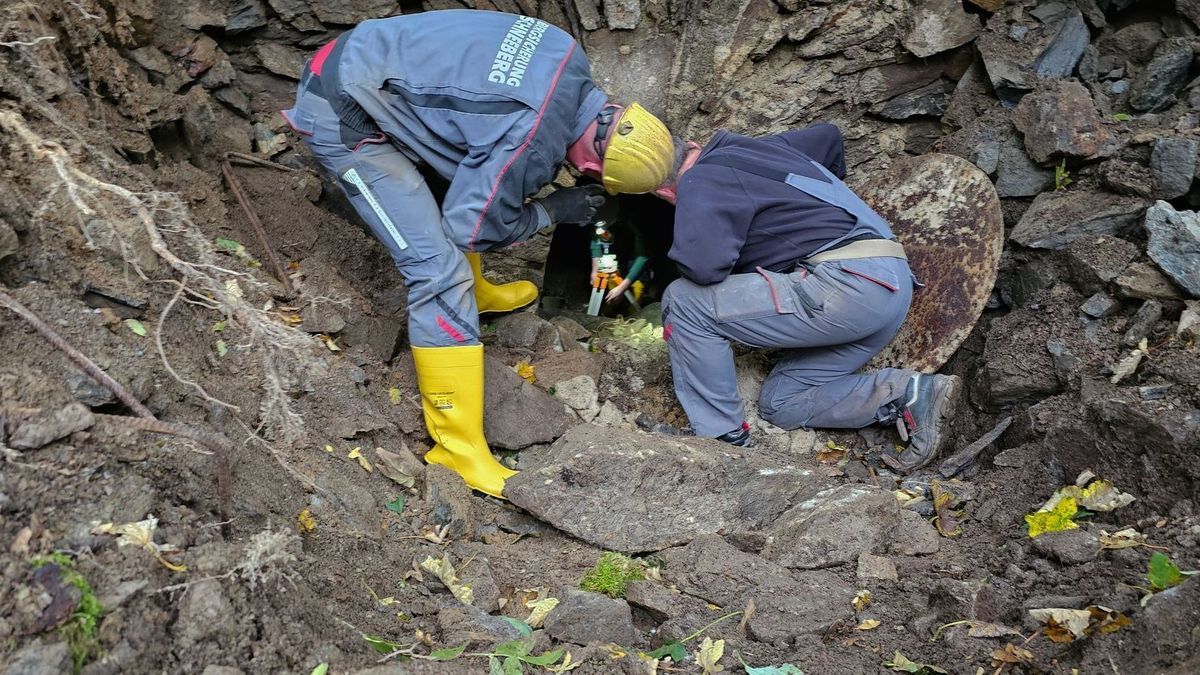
853,153,1003,373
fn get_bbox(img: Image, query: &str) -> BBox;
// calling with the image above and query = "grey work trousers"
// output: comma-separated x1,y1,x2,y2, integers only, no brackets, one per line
287,85,481,347
661,256,916,437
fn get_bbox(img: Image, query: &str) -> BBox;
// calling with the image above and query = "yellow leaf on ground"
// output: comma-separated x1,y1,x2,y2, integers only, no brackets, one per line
388,387,403,405
319,334,342,351
297,508,316,534
526,597,559,628
1025,496,1079,538
852,590,872,612
514,361,536,383
323,444,334,453
420,555,474,605
857,619,881,630
1088,605,1132,634
347,447,373,472
696,637,725,674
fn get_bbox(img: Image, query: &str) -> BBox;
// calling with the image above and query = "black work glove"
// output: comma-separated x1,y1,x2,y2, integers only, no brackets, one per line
537,184,606,225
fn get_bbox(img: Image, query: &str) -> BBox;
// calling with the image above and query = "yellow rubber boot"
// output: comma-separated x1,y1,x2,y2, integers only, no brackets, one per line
412,344,517,498
467,252,538,314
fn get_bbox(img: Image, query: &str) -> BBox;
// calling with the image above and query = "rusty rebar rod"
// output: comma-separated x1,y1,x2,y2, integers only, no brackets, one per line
219,159,296,296
0,288,155,419
225,151,307,173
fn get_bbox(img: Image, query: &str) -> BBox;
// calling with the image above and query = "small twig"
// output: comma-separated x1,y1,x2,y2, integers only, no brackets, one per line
220,160,295,296
224,151,308,173
0,288,153,418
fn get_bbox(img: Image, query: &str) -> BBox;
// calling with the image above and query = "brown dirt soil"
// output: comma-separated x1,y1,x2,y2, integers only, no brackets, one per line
2,1,1200,675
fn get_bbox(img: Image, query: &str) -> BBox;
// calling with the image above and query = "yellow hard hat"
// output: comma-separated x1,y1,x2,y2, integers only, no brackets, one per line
600,103,675,194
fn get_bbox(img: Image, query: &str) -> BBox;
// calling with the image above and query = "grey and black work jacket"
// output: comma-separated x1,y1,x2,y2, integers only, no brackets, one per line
322,10,607,251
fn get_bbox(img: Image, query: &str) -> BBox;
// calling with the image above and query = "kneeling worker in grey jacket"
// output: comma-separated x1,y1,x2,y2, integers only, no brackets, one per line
283,10,684,497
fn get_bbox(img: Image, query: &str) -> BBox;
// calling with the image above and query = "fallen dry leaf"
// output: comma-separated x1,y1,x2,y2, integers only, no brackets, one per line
817,440,847,464
420,554,473,605
696,637,725,674
1025,496,1079,538
297,508,316,534
852,589,872,612
347,447,373,472
318,333,342,351
92,517,187,572
1099,527,1146,550
990,643,1034,671
1028,608,1091,643
932,482,963,537
514,361,537,384
857,619,881,630
374,448,416,487
526,597,559,628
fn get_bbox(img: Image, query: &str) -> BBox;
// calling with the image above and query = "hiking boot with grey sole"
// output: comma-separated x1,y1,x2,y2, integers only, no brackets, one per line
883,373,961,473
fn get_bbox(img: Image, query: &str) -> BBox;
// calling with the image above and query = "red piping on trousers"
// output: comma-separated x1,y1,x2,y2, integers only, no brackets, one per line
756,267,783,313
841,265,899,292
354,133,388,152
436,316,466,343
466,43,577,252
279,110,313,136
663,323,673,341
310,40,336,76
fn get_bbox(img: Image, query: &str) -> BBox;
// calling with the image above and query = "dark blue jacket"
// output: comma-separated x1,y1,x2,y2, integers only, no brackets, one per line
669,124,860,285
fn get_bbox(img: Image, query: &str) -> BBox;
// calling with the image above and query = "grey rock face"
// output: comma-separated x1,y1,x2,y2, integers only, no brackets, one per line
1031,529,1101,565
760,484,901,570
543,588,636,646
506,426,823,552
928,578,1001,622
494,312,558,351
1150,137,1199,200
1011,80,1114,163
1064,235,1139,295
1123,300,1163,347
1144,201,1200,298
254,43,307,80
977,7,1088,104
1129,38,1193,112
437,604,524,647
483,355,574,449
1115,262,1186,300
902,0,981,58
994,135,1053,197
1010,191,1147,250
10,402,95,450
423,464,475,539
1080,292,1118,318
308,0,399,25
660,535,854,641
603,0,641,31
226,0,268,34
5,641,71,675
175,579,238,645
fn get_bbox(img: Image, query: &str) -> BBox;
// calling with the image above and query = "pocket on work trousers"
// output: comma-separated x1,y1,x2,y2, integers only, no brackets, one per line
712,269,803,323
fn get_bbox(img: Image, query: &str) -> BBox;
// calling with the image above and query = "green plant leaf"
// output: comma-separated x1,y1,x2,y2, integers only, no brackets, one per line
385,496,405,515
520,648,564,666
1148,551,1184,591
430,644,467,661
503,655,524,675
1113,113,1132,122
489,656,507,675
644,641,686,662
215,340,228,357
124,319,147,336
883,651,947,674
498,616,533,637
212,320,227,332
494,636,534,658
215,237,243,252
310,664,329,675
363,634,404,655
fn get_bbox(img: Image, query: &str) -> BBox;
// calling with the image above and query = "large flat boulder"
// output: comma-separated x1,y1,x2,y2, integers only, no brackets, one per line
760,484,901,570
504,426,825,552
1144,201,1200,298
1010,190,1148,250
661,535,855,640
1011,80,1114,163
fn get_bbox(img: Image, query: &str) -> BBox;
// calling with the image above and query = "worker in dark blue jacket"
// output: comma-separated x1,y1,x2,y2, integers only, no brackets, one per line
660,123,960,473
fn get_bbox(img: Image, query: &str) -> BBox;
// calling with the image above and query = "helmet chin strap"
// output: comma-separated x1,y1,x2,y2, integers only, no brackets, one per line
566,104,625,179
